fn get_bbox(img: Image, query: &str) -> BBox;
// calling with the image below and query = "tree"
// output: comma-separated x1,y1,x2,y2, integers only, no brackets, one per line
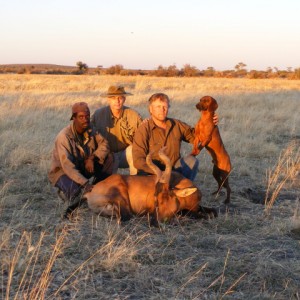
152,65,168,77
166,64,180,77
106,64,124,75
235,62,247,71
293,68,300,80
76,61,88,74
181,64,199,77
95,65,103,75
234,62,247,77
204,67,215,77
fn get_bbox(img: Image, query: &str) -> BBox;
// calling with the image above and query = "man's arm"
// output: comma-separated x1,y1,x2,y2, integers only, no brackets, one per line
56,133,89,186
178,120,195,144
92,132,110,164
132,124,155,174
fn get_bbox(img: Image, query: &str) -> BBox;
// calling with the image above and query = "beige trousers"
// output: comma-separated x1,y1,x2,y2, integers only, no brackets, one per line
112,145,137,175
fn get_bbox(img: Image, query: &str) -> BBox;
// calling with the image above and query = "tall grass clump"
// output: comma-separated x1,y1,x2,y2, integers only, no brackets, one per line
2,229,67,300
264,140,300,214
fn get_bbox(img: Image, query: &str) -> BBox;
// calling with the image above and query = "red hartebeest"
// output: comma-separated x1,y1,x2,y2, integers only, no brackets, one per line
67,148,217,225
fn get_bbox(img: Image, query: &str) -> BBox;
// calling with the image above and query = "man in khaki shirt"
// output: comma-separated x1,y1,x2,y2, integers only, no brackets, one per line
91,86,142,174
133,93,218,181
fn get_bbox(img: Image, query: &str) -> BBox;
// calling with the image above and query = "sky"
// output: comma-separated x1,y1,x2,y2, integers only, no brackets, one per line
0,0,299,71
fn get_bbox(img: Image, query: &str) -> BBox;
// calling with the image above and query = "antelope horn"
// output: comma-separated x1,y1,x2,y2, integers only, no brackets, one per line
158,146,172,184
146,151,162,182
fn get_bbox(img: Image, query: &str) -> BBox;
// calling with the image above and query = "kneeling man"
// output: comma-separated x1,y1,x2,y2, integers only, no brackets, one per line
48,102,113,205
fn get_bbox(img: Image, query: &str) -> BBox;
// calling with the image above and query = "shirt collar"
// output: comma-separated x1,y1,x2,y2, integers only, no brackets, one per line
71,123,91,146
109,107,124,120
149,117,173,130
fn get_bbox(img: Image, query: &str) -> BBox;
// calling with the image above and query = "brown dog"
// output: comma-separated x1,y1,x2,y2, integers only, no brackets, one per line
191,96,232,204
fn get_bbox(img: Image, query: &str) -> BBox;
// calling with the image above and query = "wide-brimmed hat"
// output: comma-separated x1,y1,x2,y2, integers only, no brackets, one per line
70,102,90,120
100,85,133,97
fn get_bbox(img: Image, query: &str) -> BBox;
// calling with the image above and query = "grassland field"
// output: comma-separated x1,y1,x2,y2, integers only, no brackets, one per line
0,74,299,299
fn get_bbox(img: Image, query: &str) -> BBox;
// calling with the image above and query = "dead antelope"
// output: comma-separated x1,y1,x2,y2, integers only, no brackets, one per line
79,148,217,225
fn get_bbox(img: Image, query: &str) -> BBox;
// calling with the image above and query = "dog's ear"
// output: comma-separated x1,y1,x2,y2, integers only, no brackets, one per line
210,97,218,112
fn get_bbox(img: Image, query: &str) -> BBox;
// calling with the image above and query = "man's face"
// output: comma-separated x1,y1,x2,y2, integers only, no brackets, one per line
149,99,169,122
108,96,126,111
73,111,90,132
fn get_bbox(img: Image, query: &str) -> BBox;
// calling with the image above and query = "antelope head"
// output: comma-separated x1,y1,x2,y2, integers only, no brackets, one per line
146,147,197,223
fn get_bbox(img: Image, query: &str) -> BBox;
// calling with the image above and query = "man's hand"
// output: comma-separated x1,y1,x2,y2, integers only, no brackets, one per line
85,156,94,173
142,118,150,124
213,113,219,125
83,182,93,194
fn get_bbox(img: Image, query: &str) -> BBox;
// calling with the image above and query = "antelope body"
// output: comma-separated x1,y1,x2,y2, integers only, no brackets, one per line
83,148,216,225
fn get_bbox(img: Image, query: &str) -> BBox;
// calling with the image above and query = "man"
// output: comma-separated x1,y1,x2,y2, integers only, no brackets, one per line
48,102,113,205
91,85,142,175
132,93,218,181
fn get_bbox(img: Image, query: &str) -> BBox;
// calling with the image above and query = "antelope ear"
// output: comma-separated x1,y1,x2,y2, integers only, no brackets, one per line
173,187,197,197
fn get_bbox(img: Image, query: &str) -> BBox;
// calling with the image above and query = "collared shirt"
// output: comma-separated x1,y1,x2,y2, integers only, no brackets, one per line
91,106,142,153
132,118,195,174
48,124,109,186
71,123,91,156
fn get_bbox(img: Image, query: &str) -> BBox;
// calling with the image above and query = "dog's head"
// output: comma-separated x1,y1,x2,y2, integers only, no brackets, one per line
196,96,218,112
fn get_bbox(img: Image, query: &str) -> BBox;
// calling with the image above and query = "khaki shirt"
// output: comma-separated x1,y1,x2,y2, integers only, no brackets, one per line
48,124,110,186
91,106,142,153
132,118,195,174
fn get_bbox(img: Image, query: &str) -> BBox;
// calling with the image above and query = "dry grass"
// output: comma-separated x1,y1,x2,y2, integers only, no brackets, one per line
0,74,300,299
265,140,300,214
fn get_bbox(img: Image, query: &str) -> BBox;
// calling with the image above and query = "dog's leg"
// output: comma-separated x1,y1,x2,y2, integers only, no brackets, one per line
212,165,223,195
211,167,231,204
191,137,201,156
221,171,231,204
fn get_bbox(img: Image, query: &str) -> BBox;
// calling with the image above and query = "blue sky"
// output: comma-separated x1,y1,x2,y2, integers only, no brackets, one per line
0,0,299,71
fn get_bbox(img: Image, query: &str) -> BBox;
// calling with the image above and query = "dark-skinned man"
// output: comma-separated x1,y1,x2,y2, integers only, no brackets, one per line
48,102,113,216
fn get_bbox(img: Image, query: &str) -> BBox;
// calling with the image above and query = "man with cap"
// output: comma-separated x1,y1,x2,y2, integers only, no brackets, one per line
48,102,113,212
91,86,142,175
